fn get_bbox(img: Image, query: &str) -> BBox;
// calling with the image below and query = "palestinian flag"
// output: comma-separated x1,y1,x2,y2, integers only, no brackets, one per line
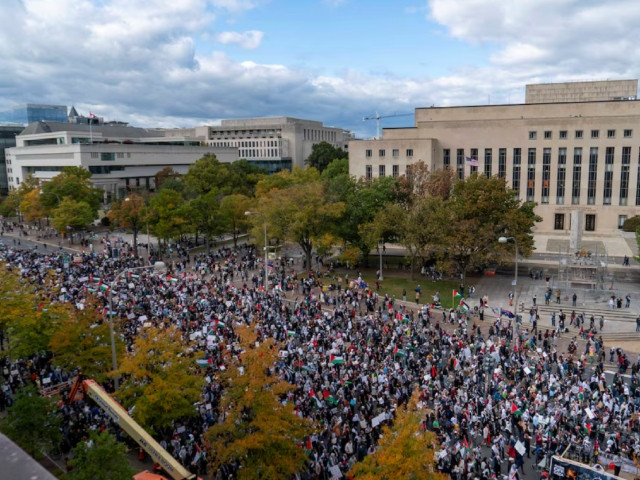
91,276,101,283
401,315,410,324
87,288,97,293
196,358,213,367
129,273,139,279
511,402,522,416
453,290,462,299
459,300,470,312
330,354,344,365
98,283,110,292
393,346,407,358
326,395,338,407
288,330,296,337
192,443,205,464
167,275,178,283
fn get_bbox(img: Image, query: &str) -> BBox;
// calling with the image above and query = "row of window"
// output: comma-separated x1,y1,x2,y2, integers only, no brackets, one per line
91,152,131,160
553,213,629,231
529,129,633,140
303,129,338,142
364,164,401,179
365,148,413,158
239,148,280,158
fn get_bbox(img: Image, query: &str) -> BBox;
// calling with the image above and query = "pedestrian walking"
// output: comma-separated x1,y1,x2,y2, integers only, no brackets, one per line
556,289,561,304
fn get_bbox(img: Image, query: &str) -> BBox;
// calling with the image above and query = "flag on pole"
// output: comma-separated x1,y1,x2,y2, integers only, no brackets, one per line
453,290,462,299
393,346,407,358
511,402,522,416
288,330,296,337
89,112,97,119
459,299,470,312
465,157,479,167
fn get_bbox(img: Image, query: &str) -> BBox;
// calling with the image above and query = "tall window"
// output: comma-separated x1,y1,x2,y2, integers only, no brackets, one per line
572,147,582,205
365,165,372,179
587,147,598,205
554,213,565,230
365,149,372,158
603,147,614,205
526,148,536,202
470,148,478,174
557,147,566,204
406,149,413,157
392,165,399,178
636,148,640,205
379,165,386,177
498,148,506,178
443,148,450,168
512,148,521,195
585,214,596,231
620,146,630,206
392,149,399,157
541,148,551,204
484,148,492,177
456,149,465,179
379,149,385,157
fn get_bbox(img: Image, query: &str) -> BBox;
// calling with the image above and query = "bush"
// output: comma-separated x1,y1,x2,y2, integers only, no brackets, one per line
622,216,640,232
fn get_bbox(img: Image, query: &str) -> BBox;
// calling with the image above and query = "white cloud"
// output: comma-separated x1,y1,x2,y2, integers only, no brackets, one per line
216,30,264,49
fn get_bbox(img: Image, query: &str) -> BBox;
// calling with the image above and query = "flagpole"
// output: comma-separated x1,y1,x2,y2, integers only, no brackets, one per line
89,114,93,144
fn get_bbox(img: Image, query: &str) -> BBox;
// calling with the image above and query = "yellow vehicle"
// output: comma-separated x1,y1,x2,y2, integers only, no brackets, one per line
68,374,199,480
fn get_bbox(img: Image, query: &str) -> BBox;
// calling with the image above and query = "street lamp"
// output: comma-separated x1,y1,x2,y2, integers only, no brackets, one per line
108,261,167,389
498,236,519,319
245,210,268,292
378,240,384,281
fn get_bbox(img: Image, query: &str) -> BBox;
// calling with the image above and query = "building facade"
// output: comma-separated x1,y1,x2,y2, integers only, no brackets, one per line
349,80,640,235
6,121,236,202
0,104,68,125
166,117,353,173
0,126,23,195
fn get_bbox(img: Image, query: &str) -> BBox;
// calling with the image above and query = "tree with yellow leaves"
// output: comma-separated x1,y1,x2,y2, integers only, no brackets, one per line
49,300,116,384
205,326,314,480
348,391,447,480
115,326,204,433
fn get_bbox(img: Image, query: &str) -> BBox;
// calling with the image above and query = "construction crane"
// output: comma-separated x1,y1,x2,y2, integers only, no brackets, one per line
362,111,413,139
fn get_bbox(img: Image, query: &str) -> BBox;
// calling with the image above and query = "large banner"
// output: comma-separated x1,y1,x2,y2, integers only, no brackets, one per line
550,456,624,480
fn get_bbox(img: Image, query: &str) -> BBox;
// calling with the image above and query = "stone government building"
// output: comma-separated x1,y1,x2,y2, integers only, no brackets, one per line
349,79,640,237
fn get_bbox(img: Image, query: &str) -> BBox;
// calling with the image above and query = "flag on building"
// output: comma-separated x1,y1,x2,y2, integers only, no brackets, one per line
89,112,97,118
465,157,479,167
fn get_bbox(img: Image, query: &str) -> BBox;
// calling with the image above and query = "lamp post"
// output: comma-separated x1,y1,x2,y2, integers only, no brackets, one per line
245,211,268,292
108,261,167,389
378,240,384,281
498,236,519,319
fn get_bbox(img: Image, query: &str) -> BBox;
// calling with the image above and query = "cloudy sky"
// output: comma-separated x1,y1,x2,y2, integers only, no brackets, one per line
1,0,638,138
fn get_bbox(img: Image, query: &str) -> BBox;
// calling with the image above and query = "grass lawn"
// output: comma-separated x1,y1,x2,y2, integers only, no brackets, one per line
328,269,462,310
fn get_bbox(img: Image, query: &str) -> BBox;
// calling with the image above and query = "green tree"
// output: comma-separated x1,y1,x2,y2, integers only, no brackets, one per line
148,188,188,252
304,141,347,172
19,188,47,224
226,159,266,196
68,430,136,480
442,173,539,284
116,326,204,433
186,189,226,250
0,385,62,459
51,198,95,240
182,153,229,196
154,166,181,190
108,193,147,254
220,194,253,248
206,326,314,479
259,178,345,269
348,391,446,480
42,166,101,218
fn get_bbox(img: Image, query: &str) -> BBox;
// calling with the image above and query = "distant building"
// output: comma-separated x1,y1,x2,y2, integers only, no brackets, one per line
167,117,353,173
0,126,23,195
0,104,68,125
6,121,236,202
349,79,640,235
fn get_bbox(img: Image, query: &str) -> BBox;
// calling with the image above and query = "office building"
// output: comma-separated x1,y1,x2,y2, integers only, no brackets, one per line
167,117,353,173
6,121,236,202
0,104,68,125
349,80,640,235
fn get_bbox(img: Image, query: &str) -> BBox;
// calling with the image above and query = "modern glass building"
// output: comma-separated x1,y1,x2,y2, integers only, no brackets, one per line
0,104,68,125
0,126,24,195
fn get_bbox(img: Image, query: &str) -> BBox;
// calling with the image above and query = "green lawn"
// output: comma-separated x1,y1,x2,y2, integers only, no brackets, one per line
325,269,462,309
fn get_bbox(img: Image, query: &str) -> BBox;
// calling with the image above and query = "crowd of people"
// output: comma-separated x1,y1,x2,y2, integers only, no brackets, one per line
1,227,640,480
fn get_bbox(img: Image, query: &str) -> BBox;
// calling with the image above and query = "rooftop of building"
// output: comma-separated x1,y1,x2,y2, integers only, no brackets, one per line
20,121,165,139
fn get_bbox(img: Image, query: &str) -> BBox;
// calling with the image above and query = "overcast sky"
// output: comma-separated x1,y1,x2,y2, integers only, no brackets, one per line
1,0,638,138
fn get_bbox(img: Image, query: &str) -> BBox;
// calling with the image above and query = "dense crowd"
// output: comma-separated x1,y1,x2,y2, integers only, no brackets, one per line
1,232,640,480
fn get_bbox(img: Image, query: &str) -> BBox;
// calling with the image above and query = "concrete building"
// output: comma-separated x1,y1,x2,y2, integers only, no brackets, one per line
166,117,353,173
0,104,68,125
349,79,640,236
0,125,23,195
6,121,236,202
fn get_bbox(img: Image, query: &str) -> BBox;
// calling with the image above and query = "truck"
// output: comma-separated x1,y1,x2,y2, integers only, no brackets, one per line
67,374,199,480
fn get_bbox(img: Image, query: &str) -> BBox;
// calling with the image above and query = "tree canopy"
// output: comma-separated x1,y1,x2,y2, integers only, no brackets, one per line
304,141,348,172
68,430,136,480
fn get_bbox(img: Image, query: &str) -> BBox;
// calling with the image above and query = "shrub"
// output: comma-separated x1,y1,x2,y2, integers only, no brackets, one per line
622,216,640,232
